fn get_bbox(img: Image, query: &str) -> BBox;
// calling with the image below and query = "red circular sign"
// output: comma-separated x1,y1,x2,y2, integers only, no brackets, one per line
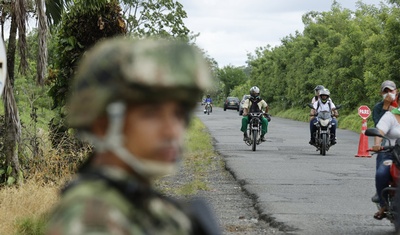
358,105,371,119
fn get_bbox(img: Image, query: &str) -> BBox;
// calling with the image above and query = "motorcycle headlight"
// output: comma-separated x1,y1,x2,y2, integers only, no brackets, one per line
320,119,330,126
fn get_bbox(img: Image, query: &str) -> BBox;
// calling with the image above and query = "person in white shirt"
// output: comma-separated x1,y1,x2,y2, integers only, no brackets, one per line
371,96,400,220
309,89,339,145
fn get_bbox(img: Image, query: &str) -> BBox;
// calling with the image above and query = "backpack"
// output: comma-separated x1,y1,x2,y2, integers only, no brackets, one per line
249,98,262,113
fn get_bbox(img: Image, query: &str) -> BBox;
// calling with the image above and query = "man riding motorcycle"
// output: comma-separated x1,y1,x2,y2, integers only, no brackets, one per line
240,86,269,142
204,94,213,113
309,88,339,145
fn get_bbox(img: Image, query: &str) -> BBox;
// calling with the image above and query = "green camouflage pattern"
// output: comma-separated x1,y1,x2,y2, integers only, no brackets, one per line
67,37,212,128
45,167,193,235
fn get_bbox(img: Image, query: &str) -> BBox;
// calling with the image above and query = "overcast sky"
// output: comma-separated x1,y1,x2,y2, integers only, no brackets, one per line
180,0,384,67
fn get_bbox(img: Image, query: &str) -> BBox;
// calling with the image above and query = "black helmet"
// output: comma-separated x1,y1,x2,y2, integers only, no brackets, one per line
250,86,260,98
207,94,210,98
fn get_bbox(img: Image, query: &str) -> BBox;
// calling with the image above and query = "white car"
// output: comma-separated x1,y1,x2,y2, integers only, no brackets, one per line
238,94,250,115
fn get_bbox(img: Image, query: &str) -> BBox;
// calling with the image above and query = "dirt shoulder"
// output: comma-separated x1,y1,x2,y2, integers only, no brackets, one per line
159,152,284,235
197,154,283,235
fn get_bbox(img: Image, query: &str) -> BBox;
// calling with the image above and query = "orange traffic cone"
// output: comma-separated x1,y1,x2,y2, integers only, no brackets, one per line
355,118,371,157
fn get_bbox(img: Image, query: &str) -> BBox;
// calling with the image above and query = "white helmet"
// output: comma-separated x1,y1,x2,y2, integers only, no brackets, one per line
319,89,330,103
319,88,330,96
250,86,260,98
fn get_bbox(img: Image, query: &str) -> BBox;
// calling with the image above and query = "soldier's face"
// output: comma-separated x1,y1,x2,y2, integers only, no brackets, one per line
123,101,186,163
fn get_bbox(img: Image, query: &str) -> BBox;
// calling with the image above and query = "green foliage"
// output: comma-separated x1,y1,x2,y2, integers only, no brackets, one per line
237,2,396,115
274,107,310,122
124,0,190,39
46,0,127,150
217,65,249,97
47,0,193,151
230,80,253,98
48,0,126,110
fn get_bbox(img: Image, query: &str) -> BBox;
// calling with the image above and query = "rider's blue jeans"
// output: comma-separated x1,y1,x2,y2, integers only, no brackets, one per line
309,117,337,140
375,152,392,207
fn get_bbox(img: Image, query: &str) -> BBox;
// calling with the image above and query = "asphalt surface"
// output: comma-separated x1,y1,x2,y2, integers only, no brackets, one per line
196,105,395,235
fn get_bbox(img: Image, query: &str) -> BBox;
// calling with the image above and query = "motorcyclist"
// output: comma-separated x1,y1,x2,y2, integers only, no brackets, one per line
309,88,339,145
371,80,398,203
240,86,269,142
371,92,400,220
204,94,213,113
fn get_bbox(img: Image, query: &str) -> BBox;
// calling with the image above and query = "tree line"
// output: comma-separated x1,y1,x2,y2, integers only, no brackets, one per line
218,0,400,117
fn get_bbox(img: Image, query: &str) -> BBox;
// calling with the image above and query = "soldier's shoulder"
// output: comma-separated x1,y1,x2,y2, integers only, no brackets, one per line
46,180,135,234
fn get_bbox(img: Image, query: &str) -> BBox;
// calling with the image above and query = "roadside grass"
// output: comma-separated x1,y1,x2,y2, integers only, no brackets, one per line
156,117,218,196
4,116,218,234
0,181,58,235
273,107,375,133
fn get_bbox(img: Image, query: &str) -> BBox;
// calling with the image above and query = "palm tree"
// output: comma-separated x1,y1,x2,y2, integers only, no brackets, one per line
0,0,191,184
0,0,71,184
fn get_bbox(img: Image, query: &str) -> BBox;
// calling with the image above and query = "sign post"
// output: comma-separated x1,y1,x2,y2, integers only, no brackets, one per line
355,105,371,157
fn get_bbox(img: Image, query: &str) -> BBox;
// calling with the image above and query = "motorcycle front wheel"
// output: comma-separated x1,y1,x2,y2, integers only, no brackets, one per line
320,133,327,156
252,130,257,151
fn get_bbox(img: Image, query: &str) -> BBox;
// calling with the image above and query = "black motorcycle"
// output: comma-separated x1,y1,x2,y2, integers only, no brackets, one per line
307,104,341,155
244,112,271,151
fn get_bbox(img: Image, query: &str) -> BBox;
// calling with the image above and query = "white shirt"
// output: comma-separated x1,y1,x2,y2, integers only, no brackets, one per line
312,99,336,113
377,111,400,146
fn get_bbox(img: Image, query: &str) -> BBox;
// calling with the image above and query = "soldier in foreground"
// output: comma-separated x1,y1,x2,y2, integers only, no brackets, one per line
45,37,221,235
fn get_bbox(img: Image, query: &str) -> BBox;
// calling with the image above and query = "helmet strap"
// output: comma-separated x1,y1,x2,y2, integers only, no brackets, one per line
81,101,176,179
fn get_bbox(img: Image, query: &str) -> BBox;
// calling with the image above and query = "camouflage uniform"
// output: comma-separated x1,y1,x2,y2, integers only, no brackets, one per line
45,37,220,235
46,166,193,234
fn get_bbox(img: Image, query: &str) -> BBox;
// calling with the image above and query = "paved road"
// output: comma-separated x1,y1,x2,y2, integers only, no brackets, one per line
196,105,394,235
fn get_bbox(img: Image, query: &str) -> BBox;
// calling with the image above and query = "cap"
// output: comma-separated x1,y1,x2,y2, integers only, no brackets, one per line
381,80,396,92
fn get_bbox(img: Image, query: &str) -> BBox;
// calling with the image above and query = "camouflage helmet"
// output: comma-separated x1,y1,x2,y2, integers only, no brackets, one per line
67,37,212,128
